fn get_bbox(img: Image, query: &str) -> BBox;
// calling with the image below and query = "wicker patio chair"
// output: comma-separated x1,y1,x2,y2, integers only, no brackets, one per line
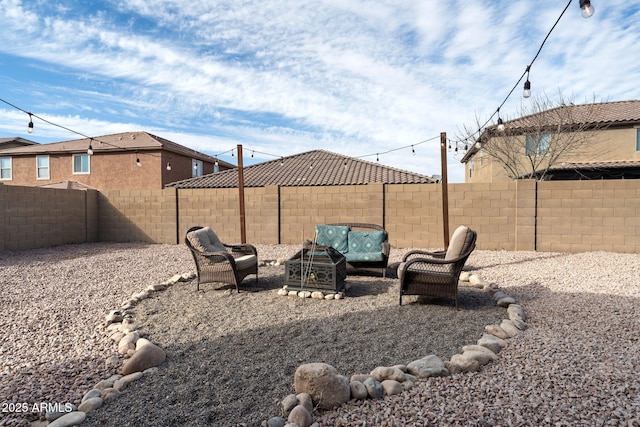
185,226,259,292
398,225,477,308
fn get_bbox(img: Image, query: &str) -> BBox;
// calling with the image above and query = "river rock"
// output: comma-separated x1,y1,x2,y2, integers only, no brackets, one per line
101,387,121,402
267,417,287,427
297,393,313,414
81,389,102,403
288,404,313,427
497,296,517,307
113,371,143,391
447,354,480,373
477,337,502,354
363,377,384,399
485,324,510,339
500,319,521,337
47,411,86,427
121,338,166,375
77,397,103,414
350,381,368,400
481,333,508,348
381,380,404,396
281,394,298,415
294,363,350,410
407,355,448,378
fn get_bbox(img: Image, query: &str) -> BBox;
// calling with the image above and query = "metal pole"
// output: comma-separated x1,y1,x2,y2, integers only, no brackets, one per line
237,144,246,244
440,132,450,250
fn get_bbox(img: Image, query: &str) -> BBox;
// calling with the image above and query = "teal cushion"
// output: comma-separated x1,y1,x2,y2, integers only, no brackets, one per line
347,231,385,253
315,225,350,253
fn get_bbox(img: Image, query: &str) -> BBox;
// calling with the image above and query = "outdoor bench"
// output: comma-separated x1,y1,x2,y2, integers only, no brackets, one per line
314,223,390,277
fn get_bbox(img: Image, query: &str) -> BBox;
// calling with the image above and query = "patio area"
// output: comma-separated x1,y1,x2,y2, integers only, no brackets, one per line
1,243,639,426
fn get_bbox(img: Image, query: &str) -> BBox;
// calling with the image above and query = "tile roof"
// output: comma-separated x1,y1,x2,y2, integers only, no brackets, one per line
549,160,640,170
0,137,38,149
501,99,640,130
167,149,436,188
0,131,232,167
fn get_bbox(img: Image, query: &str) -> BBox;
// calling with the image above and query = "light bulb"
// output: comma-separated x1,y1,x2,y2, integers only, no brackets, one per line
579,0,595,18
497,117,505,131
28,115,34,134
523,80,531,98
166,162,171,171
87,144,93,155
136,158,141,167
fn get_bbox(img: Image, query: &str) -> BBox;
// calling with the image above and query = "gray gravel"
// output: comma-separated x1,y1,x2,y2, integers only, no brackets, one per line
1,244,639,426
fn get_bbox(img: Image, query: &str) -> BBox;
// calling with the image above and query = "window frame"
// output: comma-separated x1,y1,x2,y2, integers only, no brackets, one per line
192,159,203,177
72,153,91,175
525,133,551,156
0,156,12,180
36,155,50,180
636,128,640,151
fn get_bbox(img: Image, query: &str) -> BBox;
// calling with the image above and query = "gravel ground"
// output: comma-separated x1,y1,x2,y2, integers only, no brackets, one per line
1,243,639,426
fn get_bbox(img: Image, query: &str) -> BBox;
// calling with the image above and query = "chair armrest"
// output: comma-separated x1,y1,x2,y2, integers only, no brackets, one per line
201,250,237,267
402,249,445,262
225,243,258,256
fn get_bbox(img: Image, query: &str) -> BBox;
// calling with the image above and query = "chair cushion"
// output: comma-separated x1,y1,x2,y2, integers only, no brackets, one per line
445,225,473,260
202,226,227,252
234,254,257,270
315,225,350,253
347,231,385,253
188,228,226,253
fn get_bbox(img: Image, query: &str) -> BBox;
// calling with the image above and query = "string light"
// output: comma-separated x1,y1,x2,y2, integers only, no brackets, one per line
450,0,591,149
166,161,172,171
27,113,34,133
579,0,595,18
496,108,505,132
135,151,142,167
87,139,94,155
523,66,531,98
412,145,416,156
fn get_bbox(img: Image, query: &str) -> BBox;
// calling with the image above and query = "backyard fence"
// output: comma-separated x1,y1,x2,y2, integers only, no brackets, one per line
1,180,639,253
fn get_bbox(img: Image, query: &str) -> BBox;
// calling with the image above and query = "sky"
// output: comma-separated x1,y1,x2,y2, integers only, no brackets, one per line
0,0,638,183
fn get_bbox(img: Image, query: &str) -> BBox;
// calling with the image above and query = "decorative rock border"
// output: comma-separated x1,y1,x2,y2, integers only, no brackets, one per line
32,272,195,427
265,271,527,427
32,267,526,427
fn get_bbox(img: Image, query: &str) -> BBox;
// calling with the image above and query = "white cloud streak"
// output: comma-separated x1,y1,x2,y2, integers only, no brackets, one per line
0,0,638,182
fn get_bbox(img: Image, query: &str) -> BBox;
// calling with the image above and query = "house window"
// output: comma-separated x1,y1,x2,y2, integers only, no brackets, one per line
192,159,203,177
37,155,50,180
525,133,550,156
73,154,90,174
0,157,11,180
468,158,474,179
636,128,640,151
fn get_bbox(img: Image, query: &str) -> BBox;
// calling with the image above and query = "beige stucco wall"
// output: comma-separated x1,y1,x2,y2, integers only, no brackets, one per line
465,127,640,183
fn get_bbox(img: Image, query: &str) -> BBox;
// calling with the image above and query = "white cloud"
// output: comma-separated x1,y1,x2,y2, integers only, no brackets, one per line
0,0,638,182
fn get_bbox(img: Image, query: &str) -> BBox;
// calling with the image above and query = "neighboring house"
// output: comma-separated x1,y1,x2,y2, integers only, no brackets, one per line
0,131,234,190
461,100,640,182
167,149,437,188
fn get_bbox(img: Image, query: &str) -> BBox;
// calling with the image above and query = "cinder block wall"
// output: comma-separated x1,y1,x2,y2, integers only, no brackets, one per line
177,186,280,244
4,180,640,253
279,184,384,244
1,184,92,250
98,188,178,244
537,180,640,253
